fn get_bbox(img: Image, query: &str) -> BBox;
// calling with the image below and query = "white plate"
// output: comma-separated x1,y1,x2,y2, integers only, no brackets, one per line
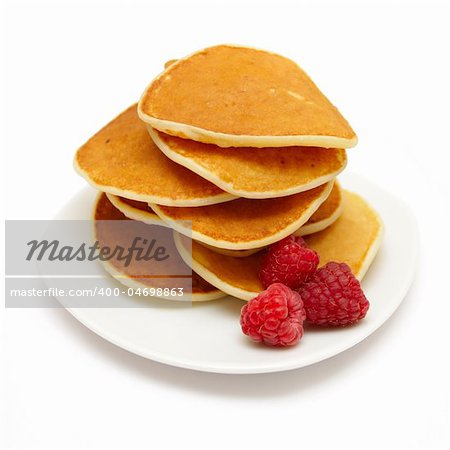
56,173,418,374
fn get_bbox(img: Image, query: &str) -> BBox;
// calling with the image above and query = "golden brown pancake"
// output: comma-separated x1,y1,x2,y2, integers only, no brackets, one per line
199,243,262,258
109,181,342,257
173,190,383,300
174,232,263,300
303,191,383,279
198,182,344,255
149,127,347,198
151,181,334,250
138,45,357,148
107,194,262,258
94,193,225,301
198,182,344,256
106,193,163,225
295,180,344,236
74,105,235,206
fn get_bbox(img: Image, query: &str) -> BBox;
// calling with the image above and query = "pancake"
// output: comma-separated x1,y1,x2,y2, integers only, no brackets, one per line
295,180,344,236
303,191,383,280
149,127,347,198
106,193,163,225
199,243,261,258
109,181,342,258
151,181,333,250
138,45,357,148
74,105,236,206
106,194,262,257
198,181,344,256
94,192,225,302
174,232,263,301
173,190,383,300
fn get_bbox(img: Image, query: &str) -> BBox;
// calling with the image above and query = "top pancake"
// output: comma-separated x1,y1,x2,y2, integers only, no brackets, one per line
149,127,347,198
138,45,357,148
74,105,235,206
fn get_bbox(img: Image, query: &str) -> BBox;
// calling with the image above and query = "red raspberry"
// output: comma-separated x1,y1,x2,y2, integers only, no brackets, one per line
240,283,306,346
259,235,319,290
298,262,369,326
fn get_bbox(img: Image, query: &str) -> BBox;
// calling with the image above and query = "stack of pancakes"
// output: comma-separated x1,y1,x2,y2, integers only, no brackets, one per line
74,45,383,302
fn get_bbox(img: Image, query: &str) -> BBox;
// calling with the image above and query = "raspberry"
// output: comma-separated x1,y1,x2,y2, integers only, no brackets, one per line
240,283,306,346
298,262,369,326
259,235,319,290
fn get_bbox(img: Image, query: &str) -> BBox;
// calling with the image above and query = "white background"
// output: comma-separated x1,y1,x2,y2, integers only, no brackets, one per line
1,1,449,449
